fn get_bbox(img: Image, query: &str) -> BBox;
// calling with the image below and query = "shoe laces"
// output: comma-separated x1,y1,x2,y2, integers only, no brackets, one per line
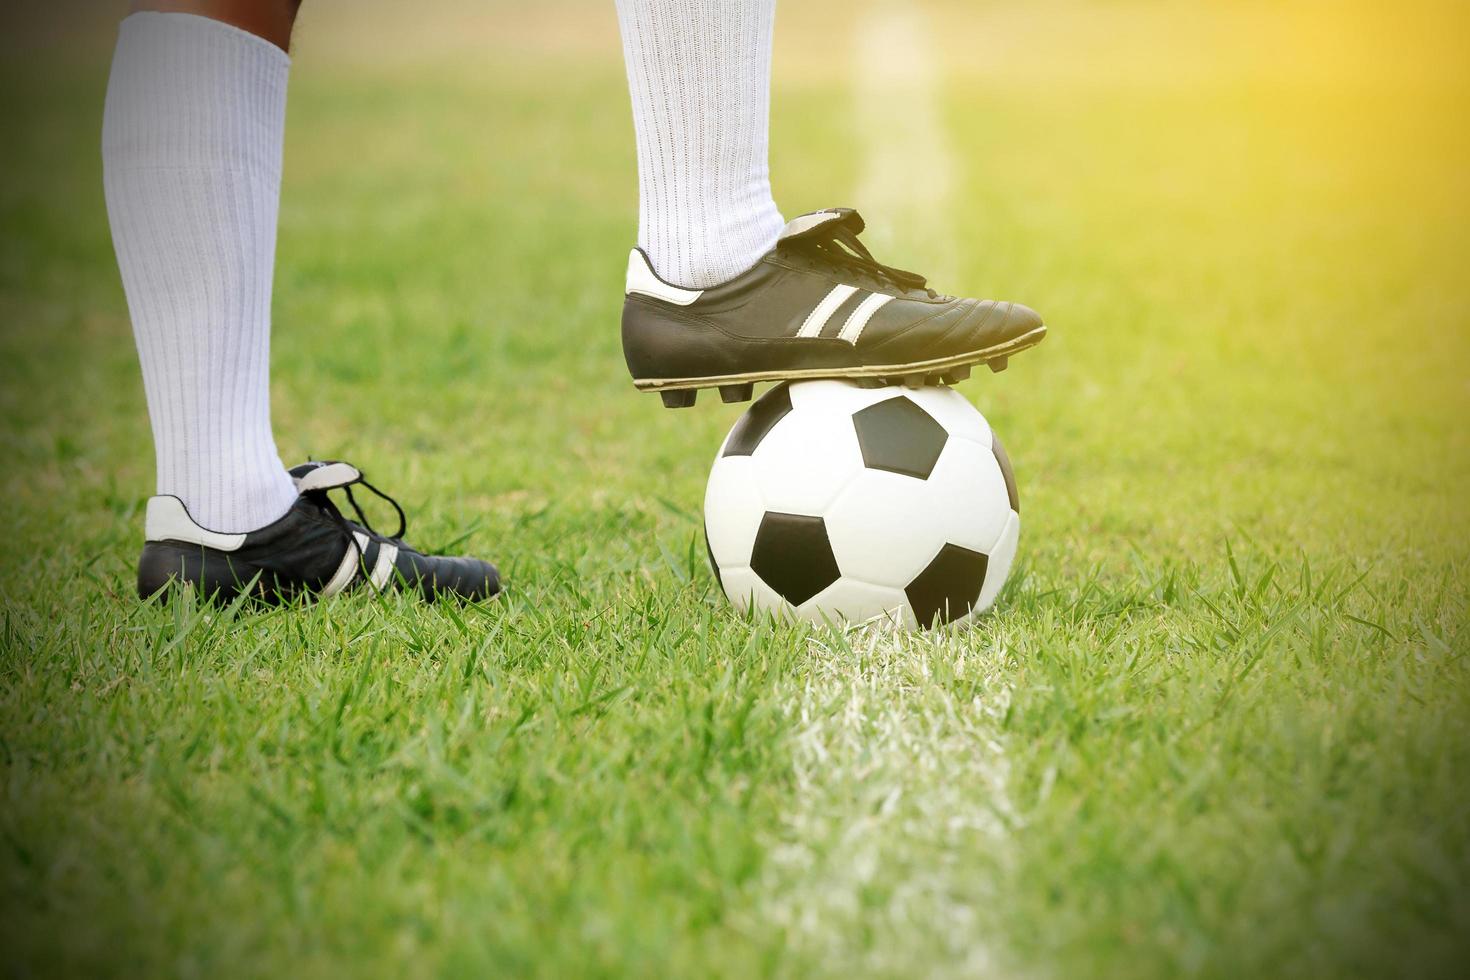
785,222,937,298
304,476,408,565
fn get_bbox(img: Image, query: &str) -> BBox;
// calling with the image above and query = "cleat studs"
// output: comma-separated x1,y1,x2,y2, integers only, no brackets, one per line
903,373,927,389
949,365,971,382
853,377,886,389
988,356,1009,374
719,382,755,403
939,371,961,386
660,389,697,408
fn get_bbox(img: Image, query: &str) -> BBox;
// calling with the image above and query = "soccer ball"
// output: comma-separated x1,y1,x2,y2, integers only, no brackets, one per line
703,379,1021,630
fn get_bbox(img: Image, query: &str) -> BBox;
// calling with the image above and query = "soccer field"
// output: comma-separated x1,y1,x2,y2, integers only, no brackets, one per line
3,0,1469,975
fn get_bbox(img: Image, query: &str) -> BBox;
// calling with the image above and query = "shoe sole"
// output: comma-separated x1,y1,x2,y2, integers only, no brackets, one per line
633,325,1047,408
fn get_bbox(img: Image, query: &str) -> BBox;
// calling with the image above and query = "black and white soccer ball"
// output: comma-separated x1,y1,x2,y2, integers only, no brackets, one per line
704,380,1021,630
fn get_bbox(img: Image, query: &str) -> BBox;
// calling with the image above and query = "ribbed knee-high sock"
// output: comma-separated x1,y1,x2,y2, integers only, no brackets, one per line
614,0,785,288
103,12,298,533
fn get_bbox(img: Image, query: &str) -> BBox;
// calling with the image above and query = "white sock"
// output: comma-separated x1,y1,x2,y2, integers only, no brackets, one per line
614,0,785,288
103,12,299,533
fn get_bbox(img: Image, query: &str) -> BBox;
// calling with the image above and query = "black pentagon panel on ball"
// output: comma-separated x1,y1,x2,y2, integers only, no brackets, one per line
990,432,1020,513
905,543,989,628
722,383,793,457
749,512,841,607
851,394,949,479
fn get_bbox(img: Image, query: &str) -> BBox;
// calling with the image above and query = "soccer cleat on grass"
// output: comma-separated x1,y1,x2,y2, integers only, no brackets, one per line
621,207,1047,407
136,461,500,603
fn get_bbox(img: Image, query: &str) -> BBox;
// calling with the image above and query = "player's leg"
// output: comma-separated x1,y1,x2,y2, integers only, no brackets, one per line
105,0,301,537
104,2,499,602
613,0,1047,407
613,0,785,291
129,0,302,51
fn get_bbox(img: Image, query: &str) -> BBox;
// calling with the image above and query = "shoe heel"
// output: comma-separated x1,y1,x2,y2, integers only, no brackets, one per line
137,543,200,600
137,542,263,603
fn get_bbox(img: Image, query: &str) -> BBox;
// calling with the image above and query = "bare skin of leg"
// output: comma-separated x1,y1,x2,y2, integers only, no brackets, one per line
130,0,302,51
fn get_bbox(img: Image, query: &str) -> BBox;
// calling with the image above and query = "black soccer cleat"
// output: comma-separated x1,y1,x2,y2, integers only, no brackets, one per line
136,461,500,604
621,207,1047,407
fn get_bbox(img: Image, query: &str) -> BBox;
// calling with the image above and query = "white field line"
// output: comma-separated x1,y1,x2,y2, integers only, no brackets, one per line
740,8,1020,973
748,623,1019,975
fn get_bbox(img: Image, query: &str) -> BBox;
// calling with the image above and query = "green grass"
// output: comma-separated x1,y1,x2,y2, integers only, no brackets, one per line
3,1,1469,976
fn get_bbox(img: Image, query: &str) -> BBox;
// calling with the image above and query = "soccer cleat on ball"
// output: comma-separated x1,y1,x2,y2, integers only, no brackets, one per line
136,461,500,604
622,207,1046,407
703,380,1021,629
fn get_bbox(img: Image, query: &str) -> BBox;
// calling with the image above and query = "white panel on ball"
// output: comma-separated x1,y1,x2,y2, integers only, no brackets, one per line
715,566,772,615
703,455,767,569
786,378,901,414
975,509,1021,614
921,439,1012,553
800,578,913,629
822,468,953,590
751,405,864,514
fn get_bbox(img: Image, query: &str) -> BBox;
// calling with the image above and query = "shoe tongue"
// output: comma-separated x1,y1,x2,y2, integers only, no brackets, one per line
289,460,362,493
778,207,865,243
